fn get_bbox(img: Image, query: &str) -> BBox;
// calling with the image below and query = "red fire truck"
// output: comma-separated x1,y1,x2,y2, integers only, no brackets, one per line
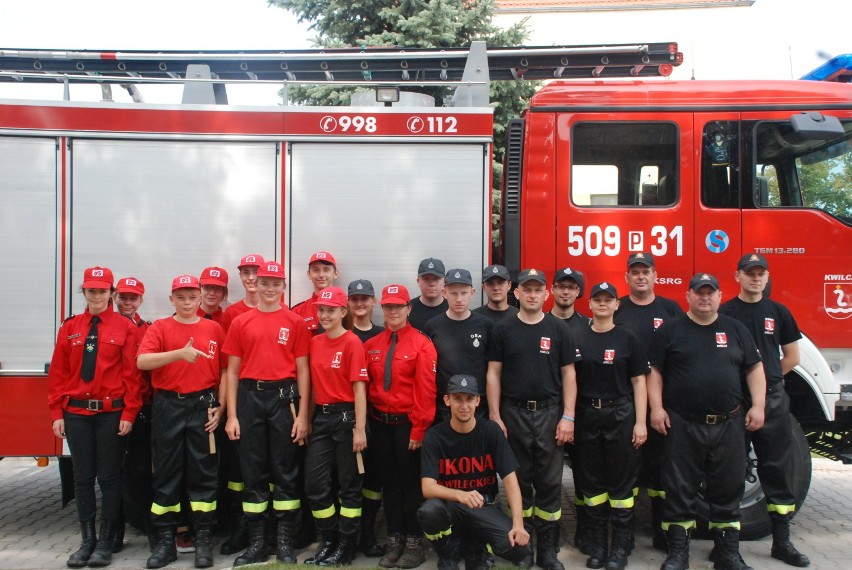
0,42,849,538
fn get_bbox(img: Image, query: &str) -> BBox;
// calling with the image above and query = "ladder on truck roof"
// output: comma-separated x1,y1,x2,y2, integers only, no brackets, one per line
0,41,682,106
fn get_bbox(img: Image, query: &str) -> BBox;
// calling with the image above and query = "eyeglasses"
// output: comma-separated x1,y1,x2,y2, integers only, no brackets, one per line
554,283,579,291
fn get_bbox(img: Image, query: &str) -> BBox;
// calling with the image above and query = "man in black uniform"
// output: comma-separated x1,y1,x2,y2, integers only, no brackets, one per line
719,253,809,568
486,268,578,570
648,273,766,570
410,258,449,332
613,252,683,550
424,268,493,423
474,264,519,323
419,375,532,570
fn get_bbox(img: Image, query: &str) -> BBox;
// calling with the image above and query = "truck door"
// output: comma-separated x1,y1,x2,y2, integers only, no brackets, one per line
693,113,743,282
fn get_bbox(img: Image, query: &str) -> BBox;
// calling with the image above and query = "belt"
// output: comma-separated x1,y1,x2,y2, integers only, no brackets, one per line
67,397,125,412
766,382,784,394
156,388,220,406
240,379,296,391
504,396,560,411
319,402,355,413
580,395,631,409
371,410,410,424
674,405,742,425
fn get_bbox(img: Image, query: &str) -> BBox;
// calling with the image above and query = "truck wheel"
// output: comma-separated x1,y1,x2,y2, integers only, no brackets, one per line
696,416,812,540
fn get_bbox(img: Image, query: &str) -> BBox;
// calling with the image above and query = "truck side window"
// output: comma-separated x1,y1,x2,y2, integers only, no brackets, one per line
571,122,678,207
752,119,852,224
701,121,739,208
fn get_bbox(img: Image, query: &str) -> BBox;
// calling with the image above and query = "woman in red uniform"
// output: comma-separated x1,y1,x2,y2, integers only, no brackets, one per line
364,284,437,569
48,266,143,568
304,286,368,566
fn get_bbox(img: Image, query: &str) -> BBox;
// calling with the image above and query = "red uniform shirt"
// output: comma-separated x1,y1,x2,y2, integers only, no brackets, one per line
223,307,310,380
47,305,144,423
309,330,368,405
125,313,153,404
197,306,227,329
223,299,256,332
138,317,227,393
291,292,321,334
365,323,437,442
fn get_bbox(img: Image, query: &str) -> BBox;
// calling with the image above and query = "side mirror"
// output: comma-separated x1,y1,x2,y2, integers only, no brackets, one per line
790,112,845,141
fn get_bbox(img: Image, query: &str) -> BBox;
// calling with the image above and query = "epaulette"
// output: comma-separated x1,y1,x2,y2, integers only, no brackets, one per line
138,320,152,327
62,314,78,324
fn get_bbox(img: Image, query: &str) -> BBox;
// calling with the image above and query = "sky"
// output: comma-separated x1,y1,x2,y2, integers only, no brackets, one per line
0,0,849,105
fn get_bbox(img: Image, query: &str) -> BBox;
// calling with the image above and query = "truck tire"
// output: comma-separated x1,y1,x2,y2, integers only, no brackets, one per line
696,416,812,540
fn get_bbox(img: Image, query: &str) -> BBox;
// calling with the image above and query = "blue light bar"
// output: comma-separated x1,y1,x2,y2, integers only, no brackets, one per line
801,54,852,82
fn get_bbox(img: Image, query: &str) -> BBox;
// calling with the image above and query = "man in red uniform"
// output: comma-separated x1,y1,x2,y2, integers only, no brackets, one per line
137,275,227,569
224,261,311,567
291,250,339,335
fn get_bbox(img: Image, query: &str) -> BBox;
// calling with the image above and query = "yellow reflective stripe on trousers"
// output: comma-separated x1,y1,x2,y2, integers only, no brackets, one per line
768,504,796,515
362,488,383,501
190,500,217,513
708,521,741,530
584,492,609,507
150,502,181,515
340,506,362,518
522,506,534,518
242,501,269,513
312,504,336,519
647,489,666,498
609,496,635,509
534,506,562,521
424,526,453,540
227,481,245,492
632,487,640,497
573,496,584,506
661,520,696,531
273,499,301,511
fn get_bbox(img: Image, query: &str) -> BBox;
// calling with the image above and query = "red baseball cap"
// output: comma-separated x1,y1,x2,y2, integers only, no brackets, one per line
200,266,229,287
238,254,264,269
381,284,411,305
171,274,200,292
309,251,337,266
116,277,145,295
257,261,286,280
82,267,114,289
314,286,347,307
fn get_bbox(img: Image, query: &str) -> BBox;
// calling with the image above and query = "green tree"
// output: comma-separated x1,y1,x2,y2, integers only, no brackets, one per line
268,0,537,247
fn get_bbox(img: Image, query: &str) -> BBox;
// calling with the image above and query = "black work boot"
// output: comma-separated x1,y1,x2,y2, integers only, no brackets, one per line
67,519,97,568
87,519,117,567
194,525,214,569
771,515,810,567
432,534,462,570
660,525,690,570
276,517,297,564
110,515,125,554
359,498,385,557
396,535,426,569
462,539,489,570
535,526,564,570
604,527,632,570
219,514,249,555
584,522,607,570
306,529,339,565
574,502,592,555
146,526,177,569
234,518,268,567
650,497,667,552
378,533,404,568
320,532,358,567
712,528,753,570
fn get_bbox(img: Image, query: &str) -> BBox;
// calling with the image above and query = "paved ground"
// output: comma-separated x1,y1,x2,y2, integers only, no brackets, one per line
0,457,850,570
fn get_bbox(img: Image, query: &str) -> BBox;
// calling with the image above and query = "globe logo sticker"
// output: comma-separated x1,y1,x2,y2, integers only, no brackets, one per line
705,229,729,253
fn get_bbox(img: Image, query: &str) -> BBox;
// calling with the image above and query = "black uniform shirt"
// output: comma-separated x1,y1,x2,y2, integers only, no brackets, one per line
486,313,578,401
421,418,518,498
352,323,384,344
474,304,519,323
614,295,684,351
409,297,449,332
719,297,801,385
575,326,650,399
558,311,592,339
424,312,493,399
649,313,761,416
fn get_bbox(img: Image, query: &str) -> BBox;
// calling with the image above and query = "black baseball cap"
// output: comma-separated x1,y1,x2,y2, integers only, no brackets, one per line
347,279,375,297
482,264,511,282
418,257,445,278
445,268,473,286
553,267,585,297
689,273,720,291
447,374,479,395
590,281,618,298
738,253,769,271
517,268,547,285
627,252,655,268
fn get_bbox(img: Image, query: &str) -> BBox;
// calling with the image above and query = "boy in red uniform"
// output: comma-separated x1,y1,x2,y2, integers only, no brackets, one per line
291,250,339,335
223,254,264,331
224,261,311,567
197,266,229,328
137,275,227,569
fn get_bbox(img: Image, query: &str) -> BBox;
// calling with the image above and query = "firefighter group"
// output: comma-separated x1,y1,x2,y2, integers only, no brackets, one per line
47,250,811,570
